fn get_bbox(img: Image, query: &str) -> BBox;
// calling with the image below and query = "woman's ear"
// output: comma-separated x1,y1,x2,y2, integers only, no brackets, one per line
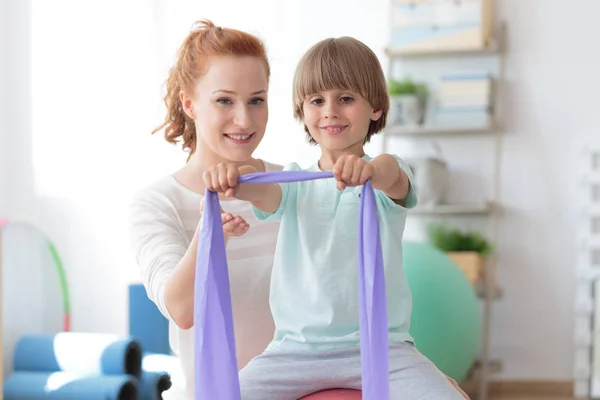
371,108,383,121
179,90,197,120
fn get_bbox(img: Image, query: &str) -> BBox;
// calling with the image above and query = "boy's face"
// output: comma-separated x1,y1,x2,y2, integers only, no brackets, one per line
302,89,381,155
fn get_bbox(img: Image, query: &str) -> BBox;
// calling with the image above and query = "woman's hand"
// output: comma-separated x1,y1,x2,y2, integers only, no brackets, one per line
200,199,249,237
202,162,240,198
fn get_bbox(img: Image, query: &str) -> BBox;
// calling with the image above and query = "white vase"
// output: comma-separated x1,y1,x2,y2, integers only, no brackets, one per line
404,156,448,207
389,94,422,126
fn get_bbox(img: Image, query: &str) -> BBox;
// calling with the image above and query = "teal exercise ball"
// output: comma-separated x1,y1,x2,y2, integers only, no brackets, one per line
403,241,482,382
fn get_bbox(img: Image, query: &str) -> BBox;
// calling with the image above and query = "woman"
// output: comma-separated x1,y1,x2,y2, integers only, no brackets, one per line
130,20,281,398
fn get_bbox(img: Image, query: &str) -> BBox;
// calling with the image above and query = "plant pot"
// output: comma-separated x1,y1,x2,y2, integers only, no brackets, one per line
389,94,423,126
447,251,484,285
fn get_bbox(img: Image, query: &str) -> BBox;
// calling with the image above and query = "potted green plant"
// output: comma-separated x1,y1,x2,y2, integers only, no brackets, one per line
426,223,493,285
388,77,428,126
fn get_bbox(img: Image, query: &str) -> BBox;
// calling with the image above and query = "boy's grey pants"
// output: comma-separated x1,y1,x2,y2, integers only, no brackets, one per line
239,341,465,399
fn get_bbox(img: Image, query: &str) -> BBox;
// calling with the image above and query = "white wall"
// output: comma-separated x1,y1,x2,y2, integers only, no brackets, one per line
489,0,599,379
0,0,8,214
1,0,30,217
2,0,599,381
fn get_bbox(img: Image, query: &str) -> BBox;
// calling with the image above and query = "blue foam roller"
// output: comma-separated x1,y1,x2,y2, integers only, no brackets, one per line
3,372,138,400
139,371,171,400
13,333,142,377
128,284,170,355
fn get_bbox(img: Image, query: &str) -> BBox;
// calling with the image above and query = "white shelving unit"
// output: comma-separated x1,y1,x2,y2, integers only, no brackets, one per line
385,36,501,58
383,21,507,400
412,201,496,216
386,121,497,137
575,141,600,399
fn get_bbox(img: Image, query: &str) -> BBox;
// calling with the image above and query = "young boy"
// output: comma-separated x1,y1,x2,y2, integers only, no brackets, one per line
203,37,466,399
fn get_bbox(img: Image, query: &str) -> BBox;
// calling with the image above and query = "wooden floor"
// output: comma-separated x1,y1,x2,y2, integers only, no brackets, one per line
489,397,574,400
474,394,575,400
462,380,576,400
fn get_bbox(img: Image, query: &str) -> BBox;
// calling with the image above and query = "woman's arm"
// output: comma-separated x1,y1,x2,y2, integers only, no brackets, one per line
130,192,190,327
130,190,247,330
163,224,200,330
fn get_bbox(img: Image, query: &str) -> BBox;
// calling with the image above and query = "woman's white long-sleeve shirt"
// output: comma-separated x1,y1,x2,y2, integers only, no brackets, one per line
129,161,281,398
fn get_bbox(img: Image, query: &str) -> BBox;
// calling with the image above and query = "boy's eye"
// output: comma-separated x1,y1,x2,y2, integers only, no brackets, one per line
310,98,324,105
250,97,265,105
216,98,233,105
340,96,354,103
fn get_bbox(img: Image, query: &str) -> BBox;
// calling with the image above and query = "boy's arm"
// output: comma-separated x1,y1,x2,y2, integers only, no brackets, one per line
370,154,411,204
234,165,282,214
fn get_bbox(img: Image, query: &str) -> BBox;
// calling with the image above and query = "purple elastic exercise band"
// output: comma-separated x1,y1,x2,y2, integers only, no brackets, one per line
194,170,390,399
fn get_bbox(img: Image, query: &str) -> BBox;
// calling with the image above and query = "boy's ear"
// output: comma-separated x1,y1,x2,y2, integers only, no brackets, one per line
179,90,197,120
371,108,383,121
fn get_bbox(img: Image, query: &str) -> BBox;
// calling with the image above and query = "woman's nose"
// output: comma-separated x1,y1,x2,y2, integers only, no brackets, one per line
233,104,252,129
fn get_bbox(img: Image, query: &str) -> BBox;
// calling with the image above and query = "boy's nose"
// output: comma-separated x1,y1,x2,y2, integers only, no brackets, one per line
323,104,339,119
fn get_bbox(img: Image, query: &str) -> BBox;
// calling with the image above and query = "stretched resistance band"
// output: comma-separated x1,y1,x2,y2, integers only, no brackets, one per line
194,171,390,399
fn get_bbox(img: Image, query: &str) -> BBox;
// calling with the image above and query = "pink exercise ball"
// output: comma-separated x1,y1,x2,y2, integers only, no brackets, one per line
300,389,362,399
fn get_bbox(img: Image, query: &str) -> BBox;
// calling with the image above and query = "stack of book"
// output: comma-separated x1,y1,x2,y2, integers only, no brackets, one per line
389,0,494,54
428,72,493,127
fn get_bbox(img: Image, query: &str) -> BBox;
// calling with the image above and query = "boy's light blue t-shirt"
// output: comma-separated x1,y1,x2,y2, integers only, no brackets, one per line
253,154,417,350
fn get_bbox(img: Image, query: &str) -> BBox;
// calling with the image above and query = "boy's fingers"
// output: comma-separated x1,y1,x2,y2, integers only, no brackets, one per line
341,160,354,183
351,165,362,185
359,166,372,185
332,158,344,177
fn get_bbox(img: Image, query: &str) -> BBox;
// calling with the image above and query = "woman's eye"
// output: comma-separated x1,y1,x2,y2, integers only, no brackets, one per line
250,97,264,105
216,98,233,105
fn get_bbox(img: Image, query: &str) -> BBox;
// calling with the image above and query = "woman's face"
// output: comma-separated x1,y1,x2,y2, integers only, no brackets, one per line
182,55,269,163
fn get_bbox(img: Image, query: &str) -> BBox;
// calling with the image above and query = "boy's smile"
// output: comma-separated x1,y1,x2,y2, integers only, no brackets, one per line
320,124,348,135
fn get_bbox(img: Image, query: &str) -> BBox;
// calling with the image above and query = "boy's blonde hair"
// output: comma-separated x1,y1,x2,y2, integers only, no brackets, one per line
293,37,389,144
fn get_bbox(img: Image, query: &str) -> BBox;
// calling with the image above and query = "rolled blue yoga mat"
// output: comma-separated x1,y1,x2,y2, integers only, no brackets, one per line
3,372,138,400
13,333,142,377
141,352,182,400
139,371,171,400
195,171,390,400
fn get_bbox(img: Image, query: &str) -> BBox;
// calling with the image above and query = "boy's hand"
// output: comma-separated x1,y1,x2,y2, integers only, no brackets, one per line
332,155,374,191
200,199,249,237
202,163,240,198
